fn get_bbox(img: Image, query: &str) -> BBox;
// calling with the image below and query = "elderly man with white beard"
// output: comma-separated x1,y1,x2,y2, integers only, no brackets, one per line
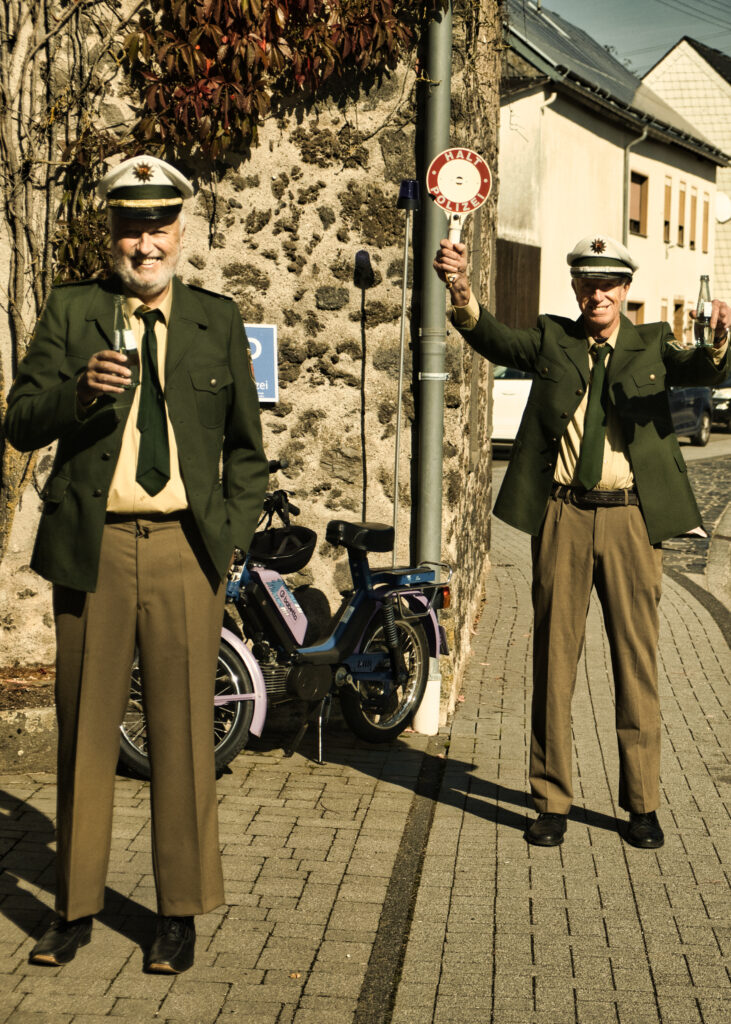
5,156,268,973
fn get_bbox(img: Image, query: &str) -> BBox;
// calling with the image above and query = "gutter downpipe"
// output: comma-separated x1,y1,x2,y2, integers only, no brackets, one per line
623,125,648,249
412,2,452,735
622,125,647,314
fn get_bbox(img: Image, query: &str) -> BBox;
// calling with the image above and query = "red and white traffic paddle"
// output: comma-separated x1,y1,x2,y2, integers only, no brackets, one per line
426,147,492,283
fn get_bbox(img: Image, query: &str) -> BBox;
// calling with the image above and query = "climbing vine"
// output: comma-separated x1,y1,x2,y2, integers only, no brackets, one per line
125,0,449,159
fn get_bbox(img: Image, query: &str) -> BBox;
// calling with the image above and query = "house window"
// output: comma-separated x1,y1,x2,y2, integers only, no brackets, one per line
689,189,697,250
702,194,710,253
678,183,686,246
626,302,645,325
663,179,672,244
629,172,648,236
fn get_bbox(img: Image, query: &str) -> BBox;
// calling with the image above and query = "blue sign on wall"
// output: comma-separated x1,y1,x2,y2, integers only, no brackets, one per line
245,323,278,403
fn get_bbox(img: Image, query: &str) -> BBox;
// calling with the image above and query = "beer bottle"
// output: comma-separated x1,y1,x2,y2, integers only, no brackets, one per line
113,295,140,387
694,275,713,347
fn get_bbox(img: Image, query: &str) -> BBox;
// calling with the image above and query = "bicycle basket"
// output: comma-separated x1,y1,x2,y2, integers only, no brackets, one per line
248,525,316,574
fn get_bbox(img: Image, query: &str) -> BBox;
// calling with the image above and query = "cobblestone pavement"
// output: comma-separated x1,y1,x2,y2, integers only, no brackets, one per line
1,452,729,1023
393,453,731,1024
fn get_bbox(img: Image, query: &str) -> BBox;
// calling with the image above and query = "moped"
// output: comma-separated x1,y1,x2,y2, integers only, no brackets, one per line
119,462,451,776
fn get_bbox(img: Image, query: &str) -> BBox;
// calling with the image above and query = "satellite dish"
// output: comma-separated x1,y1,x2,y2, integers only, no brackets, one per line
716,191,731,225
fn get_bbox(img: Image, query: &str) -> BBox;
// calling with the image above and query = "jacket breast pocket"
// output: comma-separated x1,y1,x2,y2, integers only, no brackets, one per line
630,366,666,394
534,357,564,383
190,366,233,428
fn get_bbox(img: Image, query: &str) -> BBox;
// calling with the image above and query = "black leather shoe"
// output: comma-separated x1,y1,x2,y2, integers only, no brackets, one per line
626,811,664,849
29,916,92,966
145,916,195,974
525,812,567,846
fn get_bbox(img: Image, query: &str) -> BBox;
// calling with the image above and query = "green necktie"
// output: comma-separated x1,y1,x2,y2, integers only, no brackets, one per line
136,308,170,496
575,342,610,491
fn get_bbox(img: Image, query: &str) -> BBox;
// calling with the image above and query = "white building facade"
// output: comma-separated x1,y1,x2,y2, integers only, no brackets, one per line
496,2,728,344
644,38,731,303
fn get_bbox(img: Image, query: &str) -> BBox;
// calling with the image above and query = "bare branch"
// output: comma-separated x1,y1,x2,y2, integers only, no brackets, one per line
1,0,134,564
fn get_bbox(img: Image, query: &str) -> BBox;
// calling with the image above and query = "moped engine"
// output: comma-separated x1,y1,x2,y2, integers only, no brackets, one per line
287,664,332,702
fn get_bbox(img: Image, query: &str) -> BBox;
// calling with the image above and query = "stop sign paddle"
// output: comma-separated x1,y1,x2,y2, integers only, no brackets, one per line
426,147,492,242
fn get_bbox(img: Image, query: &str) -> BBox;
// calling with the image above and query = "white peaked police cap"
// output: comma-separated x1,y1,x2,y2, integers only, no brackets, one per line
567,235,638,278
97,155,193,220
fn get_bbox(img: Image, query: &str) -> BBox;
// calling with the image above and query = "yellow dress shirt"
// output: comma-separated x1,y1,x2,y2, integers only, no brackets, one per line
106,287,188,514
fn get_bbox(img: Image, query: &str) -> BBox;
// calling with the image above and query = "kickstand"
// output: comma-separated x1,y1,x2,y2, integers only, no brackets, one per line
284,696,331,764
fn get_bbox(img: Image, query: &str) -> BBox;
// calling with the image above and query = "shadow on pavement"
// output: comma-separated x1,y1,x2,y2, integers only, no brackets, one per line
244,722,622,839
0,788,159,950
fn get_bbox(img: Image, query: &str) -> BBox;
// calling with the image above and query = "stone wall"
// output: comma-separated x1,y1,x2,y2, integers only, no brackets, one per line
0,1,504,722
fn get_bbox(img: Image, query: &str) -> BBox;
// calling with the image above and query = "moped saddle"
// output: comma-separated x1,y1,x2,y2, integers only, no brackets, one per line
325,521,394,554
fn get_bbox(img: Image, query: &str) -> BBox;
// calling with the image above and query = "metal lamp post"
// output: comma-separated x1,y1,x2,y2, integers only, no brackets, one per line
392,179,420,568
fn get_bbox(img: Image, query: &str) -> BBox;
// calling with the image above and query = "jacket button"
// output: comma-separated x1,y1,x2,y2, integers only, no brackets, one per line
101,451,111,460
210,377,217,386
576,388,584,396
92,488,102,497
649,373,656,381
560,412,568,419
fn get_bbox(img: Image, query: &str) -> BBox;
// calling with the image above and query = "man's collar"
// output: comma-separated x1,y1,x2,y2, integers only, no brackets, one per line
124,283,173,324
583,320,621,350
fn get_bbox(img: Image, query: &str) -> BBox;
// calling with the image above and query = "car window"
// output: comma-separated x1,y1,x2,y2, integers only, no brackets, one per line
494,366,531,380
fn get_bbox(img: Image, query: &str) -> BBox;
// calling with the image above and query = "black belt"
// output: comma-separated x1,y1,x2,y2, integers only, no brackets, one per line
105,511,186,524
551,483,639,508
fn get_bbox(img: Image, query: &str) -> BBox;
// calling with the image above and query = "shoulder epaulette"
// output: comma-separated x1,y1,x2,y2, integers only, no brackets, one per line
186,282,233,301
53,277,104,289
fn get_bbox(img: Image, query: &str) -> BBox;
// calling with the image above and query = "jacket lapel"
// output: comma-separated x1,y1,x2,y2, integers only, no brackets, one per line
166,277,209,380
559,317,591,385
607,314,647,384
84,279,119,348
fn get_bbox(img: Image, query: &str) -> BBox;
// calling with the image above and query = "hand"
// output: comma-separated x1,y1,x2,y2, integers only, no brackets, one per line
710,299,730,345
690,299,730,346
77,350,132,404
433,239,471,306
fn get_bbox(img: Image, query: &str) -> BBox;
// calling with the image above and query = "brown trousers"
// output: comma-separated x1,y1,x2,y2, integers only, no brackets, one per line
53,515,226,920
530,495,663,815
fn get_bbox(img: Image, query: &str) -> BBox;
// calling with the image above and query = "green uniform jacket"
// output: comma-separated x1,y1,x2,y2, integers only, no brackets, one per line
5,276,269,592
457,307,731,544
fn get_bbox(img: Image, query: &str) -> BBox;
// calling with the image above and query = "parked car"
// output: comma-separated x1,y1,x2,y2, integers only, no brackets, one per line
492,366,531,446
712,374,731,431
668,385,712,446
491,369,713,448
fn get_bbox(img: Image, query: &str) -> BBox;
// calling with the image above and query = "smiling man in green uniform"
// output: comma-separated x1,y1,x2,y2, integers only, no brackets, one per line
435,234,730,849
5,156,267,971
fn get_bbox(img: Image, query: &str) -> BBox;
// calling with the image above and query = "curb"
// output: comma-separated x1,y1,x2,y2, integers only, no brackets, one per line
706,498,731,611
0,705,56,773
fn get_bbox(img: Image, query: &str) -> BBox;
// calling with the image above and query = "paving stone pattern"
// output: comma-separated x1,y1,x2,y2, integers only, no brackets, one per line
393,516,731,1024
0,736,430,1024
1,486,729,1022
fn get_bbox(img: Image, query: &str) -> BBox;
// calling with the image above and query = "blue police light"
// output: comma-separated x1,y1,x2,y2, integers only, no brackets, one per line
397,179,420,211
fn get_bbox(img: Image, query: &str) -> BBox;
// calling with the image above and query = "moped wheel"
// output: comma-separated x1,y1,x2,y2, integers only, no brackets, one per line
341,616,429,743
118,639,255,779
